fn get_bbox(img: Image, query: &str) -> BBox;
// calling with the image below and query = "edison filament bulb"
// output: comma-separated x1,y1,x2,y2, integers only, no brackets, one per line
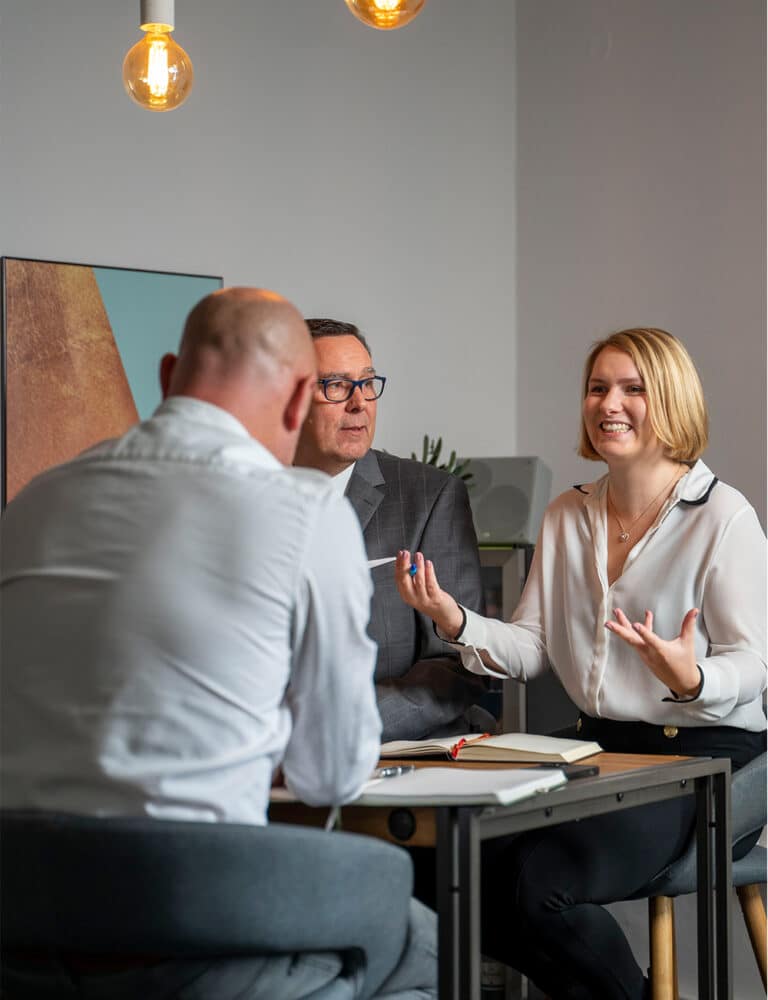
344,0,426,31
122,0,193,111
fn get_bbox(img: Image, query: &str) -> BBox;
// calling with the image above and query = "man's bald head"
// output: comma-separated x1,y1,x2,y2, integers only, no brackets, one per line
160,287,316,464
171,287,312,388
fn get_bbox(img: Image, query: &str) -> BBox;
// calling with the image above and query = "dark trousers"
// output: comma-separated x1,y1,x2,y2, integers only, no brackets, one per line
479,718,765,1000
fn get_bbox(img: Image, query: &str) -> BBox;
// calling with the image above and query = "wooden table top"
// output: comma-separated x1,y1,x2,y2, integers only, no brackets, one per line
269,752,694,847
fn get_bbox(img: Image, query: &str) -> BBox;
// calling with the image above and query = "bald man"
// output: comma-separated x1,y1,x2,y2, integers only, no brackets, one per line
1,288,437,1000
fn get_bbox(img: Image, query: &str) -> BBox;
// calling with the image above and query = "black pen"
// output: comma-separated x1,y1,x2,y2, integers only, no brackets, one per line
371,765,416,779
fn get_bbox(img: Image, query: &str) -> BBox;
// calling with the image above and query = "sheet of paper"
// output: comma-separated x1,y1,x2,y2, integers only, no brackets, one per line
357,766,567,806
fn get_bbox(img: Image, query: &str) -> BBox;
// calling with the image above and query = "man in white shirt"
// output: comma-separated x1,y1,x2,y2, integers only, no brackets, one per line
1,287,436,999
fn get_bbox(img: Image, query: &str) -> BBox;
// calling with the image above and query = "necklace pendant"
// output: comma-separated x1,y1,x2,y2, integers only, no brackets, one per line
618,531,630,543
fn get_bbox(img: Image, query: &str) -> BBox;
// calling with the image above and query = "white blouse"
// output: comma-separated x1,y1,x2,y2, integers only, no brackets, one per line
451,461,767,732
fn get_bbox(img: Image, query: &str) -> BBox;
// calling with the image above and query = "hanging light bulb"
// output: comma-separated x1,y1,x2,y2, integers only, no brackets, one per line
122,0,194,112
344,0,426,31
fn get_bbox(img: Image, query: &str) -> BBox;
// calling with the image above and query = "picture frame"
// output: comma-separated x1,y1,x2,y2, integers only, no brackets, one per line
1,257,222,506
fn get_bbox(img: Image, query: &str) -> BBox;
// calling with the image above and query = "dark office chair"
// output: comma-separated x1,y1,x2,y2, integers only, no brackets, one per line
631,752,767,1000
0,809,416,1000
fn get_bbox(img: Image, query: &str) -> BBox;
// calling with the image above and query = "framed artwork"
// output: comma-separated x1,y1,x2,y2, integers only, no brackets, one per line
1,257,222,506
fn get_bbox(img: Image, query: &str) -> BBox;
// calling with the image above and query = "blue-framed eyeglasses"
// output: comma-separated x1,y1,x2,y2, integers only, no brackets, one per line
317,376,387,403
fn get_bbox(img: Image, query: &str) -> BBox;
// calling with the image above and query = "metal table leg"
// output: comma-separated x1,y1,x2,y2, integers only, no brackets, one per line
435,806,483,1000
696,770,733,1000
436,806,459,1000
713,768,732,999
696,774,716,999
458,808,482,999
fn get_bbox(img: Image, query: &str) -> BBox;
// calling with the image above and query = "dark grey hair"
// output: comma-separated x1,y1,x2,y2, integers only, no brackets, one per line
305,318,371,356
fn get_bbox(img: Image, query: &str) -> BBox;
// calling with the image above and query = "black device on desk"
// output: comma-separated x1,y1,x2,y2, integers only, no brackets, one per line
533,763,599,780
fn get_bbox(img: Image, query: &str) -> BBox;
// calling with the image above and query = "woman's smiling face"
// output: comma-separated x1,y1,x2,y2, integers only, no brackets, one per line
582,347,665,467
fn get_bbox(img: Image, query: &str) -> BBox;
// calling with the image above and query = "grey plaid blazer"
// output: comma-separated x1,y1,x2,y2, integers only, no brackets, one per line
346,449,489,741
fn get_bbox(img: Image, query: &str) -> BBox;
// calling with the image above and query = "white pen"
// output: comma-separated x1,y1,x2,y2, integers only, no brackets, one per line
371,765,416,779
367,556,418,577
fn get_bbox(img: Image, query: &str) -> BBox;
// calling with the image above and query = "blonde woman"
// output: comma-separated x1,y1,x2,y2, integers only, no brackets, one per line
396,328,766,1000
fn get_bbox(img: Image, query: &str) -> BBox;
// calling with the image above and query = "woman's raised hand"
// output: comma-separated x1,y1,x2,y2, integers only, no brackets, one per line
395,550,465,640
606,607,702,697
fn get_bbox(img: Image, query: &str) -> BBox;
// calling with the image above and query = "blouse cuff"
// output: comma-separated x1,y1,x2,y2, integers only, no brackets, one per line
433,606,468,644
662,664,705,704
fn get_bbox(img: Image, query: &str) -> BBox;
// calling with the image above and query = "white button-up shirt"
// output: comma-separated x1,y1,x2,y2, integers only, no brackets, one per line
1,397,382,824
452,461,766,731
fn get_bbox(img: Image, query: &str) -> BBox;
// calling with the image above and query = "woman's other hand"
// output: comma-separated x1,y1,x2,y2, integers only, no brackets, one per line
395,550,465,640
606,607,702,697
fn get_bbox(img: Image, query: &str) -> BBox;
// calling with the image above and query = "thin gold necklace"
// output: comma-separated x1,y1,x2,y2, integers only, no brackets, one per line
608,467,682,544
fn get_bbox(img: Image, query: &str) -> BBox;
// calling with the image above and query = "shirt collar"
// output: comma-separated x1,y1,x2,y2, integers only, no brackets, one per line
576,458,717,510
331,462,356,495
674,460,717,504
154,396,253,440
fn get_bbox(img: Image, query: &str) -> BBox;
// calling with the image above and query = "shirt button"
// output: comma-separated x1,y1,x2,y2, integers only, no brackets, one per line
576,718,583,732
663,726,679,739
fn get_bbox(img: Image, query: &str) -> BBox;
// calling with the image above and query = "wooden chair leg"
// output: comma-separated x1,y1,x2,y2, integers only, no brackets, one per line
648,895,676,1000
671,908,679,1000
736,883,767,988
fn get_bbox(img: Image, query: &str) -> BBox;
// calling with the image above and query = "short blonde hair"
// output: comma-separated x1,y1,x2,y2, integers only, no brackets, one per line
577,328,708,463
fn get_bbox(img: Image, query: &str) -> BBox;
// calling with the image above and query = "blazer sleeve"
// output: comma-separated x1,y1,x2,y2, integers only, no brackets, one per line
376,473,489,740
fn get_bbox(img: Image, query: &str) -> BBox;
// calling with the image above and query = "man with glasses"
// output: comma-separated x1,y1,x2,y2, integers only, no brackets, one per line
295,319,491,742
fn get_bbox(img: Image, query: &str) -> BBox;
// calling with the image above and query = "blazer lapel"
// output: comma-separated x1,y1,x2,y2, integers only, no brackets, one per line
346,449,385,532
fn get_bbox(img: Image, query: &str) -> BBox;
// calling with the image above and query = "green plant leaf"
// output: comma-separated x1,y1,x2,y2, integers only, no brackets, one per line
410,434,475,488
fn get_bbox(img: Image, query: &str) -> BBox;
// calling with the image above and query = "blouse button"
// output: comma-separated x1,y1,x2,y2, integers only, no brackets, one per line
576,718,583,732
663,726,679,739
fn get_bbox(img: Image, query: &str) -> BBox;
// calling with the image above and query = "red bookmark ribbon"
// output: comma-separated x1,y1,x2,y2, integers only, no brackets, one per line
450,733,491,759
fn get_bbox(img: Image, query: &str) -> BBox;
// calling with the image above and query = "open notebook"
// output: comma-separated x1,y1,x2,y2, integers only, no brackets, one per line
357,766,568,806
380,732,602,764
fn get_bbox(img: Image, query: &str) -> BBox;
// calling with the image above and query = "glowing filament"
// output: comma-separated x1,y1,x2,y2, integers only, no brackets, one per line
147,37,170,97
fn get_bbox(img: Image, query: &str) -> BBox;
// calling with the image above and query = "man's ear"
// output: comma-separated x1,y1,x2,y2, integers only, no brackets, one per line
159,354,177,399
284,375,313,433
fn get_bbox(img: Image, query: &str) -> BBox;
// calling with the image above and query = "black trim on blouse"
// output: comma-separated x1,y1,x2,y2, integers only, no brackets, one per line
678,477,719,506
432,606,468,644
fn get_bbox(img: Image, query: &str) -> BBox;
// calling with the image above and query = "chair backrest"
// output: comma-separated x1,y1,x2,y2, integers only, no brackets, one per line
730,751,767,850
0,809,413,960
633,752,766,898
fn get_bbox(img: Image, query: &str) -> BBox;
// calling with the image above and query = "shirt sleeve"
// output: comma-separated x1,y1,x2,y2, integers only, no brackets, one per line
446,540,550,683
281,492,382,805
686,504,767,721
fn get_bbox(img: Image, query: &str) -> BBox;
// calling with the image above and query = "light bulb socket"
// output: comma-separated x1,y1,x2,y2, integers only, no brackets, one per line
140,0,174,31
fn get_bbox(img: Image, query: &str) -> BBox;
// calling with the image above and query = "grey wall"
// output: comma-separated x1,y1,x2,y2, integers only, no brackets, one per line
0,0,516,464
516,0,766,523
2,1,762,517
